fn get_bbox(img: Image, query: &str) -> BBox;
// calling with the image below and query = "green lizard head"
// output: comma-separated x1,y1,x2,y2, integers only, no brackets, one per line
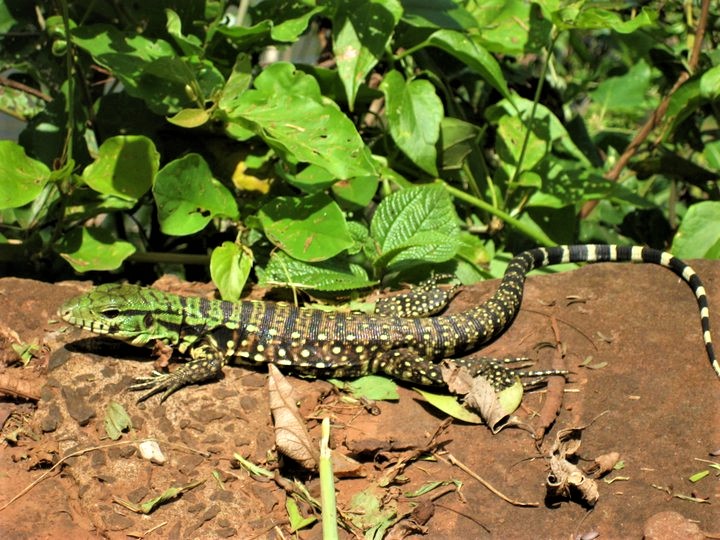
59,283,171,346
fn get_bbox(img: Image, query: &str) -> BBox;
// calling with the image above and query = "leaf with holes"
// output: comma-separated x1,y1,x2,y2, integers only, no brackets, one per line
227,62,376,179
153,153,239,236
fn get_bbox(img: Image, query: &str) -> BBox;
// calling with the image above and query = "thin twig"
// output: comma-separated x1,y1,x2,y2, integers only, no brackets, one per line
534,316,567,442
0,438,208,511
438,452,539,507
0,76,52,102
579,0,710,219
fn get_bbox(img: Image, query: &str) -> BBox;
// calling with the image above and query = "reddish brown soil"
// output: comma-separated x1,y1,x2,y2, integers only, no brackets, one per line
0,262,718,539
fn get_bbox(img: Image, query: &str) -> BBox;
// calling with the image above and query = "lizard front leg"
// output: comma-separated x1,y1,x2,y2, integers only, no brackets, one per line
130,338,228,402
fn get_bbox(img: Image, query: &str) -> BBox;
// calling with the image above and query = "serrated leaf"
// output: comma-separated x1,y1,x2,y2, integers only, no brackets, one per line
258,192,353,262
104,401,132,440
153,153,239,236
56,228,136,272
258,251,376,291
380,71,442,175
370,184,460,272
210,242,253,301
228,62,376,179
81,135,159,200
0,141,51,209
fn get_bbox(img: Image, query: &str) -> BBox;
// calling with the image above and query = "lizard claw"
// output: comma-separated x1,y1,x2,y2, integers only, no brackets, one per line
129,371,185,403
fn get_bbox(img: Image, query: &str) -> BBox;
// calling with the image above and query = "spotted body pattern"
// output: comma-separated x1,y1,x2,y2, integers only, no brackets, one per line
59,245,719,401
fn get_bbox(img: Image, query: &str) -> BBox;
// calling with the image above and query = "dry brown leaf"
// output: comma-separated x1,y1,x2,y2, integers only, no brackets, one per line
547,455,599,507
585,451,621,478
545,417,607,507
267,364,318,469
441,361,517,433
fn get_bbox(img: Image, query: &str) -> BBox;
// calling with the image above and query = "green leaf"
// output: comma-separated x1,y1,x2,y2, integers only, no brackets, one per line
165,8,203,56
332,0,402,109
590,60,655,115
228,62,377,179
71,24,223,115
257,251,376,291
414,389,483,423
218,55,253,112
210,242,253,301
425,29,512,103
330,375,399,401
688,470,710,483
167,108,210,128
405,480,462,498
0,141,51,209
258,192,354,262
285,164,337,193
700,65,720,100
467,0,551,55
543,4,657,32
251,1,327,43
440,117,482,171
347,488,396,532
370,184,460,273
81,135,159,200
153,153,239,236
104,401,132,440
331,175,379,208
56,227,136,272
380,71,443,175
671,201,720,259
114,480,204,514
286,497,317,532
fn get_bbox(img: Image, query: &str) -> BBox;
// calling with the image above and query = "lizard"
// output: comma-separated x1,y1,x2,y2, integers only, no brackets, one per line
59,244,719,402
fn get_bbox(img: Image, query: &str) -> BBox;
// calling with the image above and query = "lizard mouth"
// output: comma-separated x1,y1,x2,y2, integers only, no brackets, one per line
59,310,112,335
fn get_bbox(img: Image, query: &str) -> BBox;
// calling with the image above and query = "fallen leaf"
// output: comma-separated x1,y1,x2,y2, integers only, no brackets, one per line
267,364,318,469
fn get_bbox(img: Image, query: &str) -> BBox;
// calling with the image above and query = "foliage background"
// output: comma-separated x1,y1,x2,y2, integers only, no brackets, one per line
1,0,719,298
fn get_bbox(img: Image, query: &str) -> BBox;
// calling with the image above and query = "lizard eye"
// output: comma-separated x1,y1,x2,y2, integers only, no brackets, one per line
102,309,120,319
143,313,154,326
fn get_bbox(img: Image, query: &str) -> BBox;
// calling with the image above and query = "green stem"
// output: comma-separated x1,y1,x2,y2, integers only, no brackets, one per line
59,0,74,167
319,418,338,540
509,31,558,191
442,182,556,246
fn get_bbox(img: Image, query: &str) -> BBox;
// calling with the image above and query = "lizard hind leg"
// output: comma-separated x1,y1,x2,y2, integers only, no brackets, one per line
373,349,567,392
374,275,459,318
129,340,228,402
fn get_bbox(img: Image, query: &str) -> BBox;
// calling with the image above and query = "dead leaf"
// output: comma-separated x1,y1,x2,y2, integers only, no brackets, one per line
267,364,318,469
547,455,599,507
441,361,519,433
545,416,608,507
586,451,621,478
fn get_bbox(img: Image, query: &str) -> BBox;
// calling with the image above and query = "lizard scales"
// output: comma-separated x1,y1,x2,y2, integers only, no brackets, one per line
60,245,719,401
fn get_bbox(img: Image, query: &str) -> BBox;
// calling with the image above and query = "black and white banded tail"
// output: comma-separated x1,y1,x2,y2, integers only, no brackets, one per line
510,245,718,379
